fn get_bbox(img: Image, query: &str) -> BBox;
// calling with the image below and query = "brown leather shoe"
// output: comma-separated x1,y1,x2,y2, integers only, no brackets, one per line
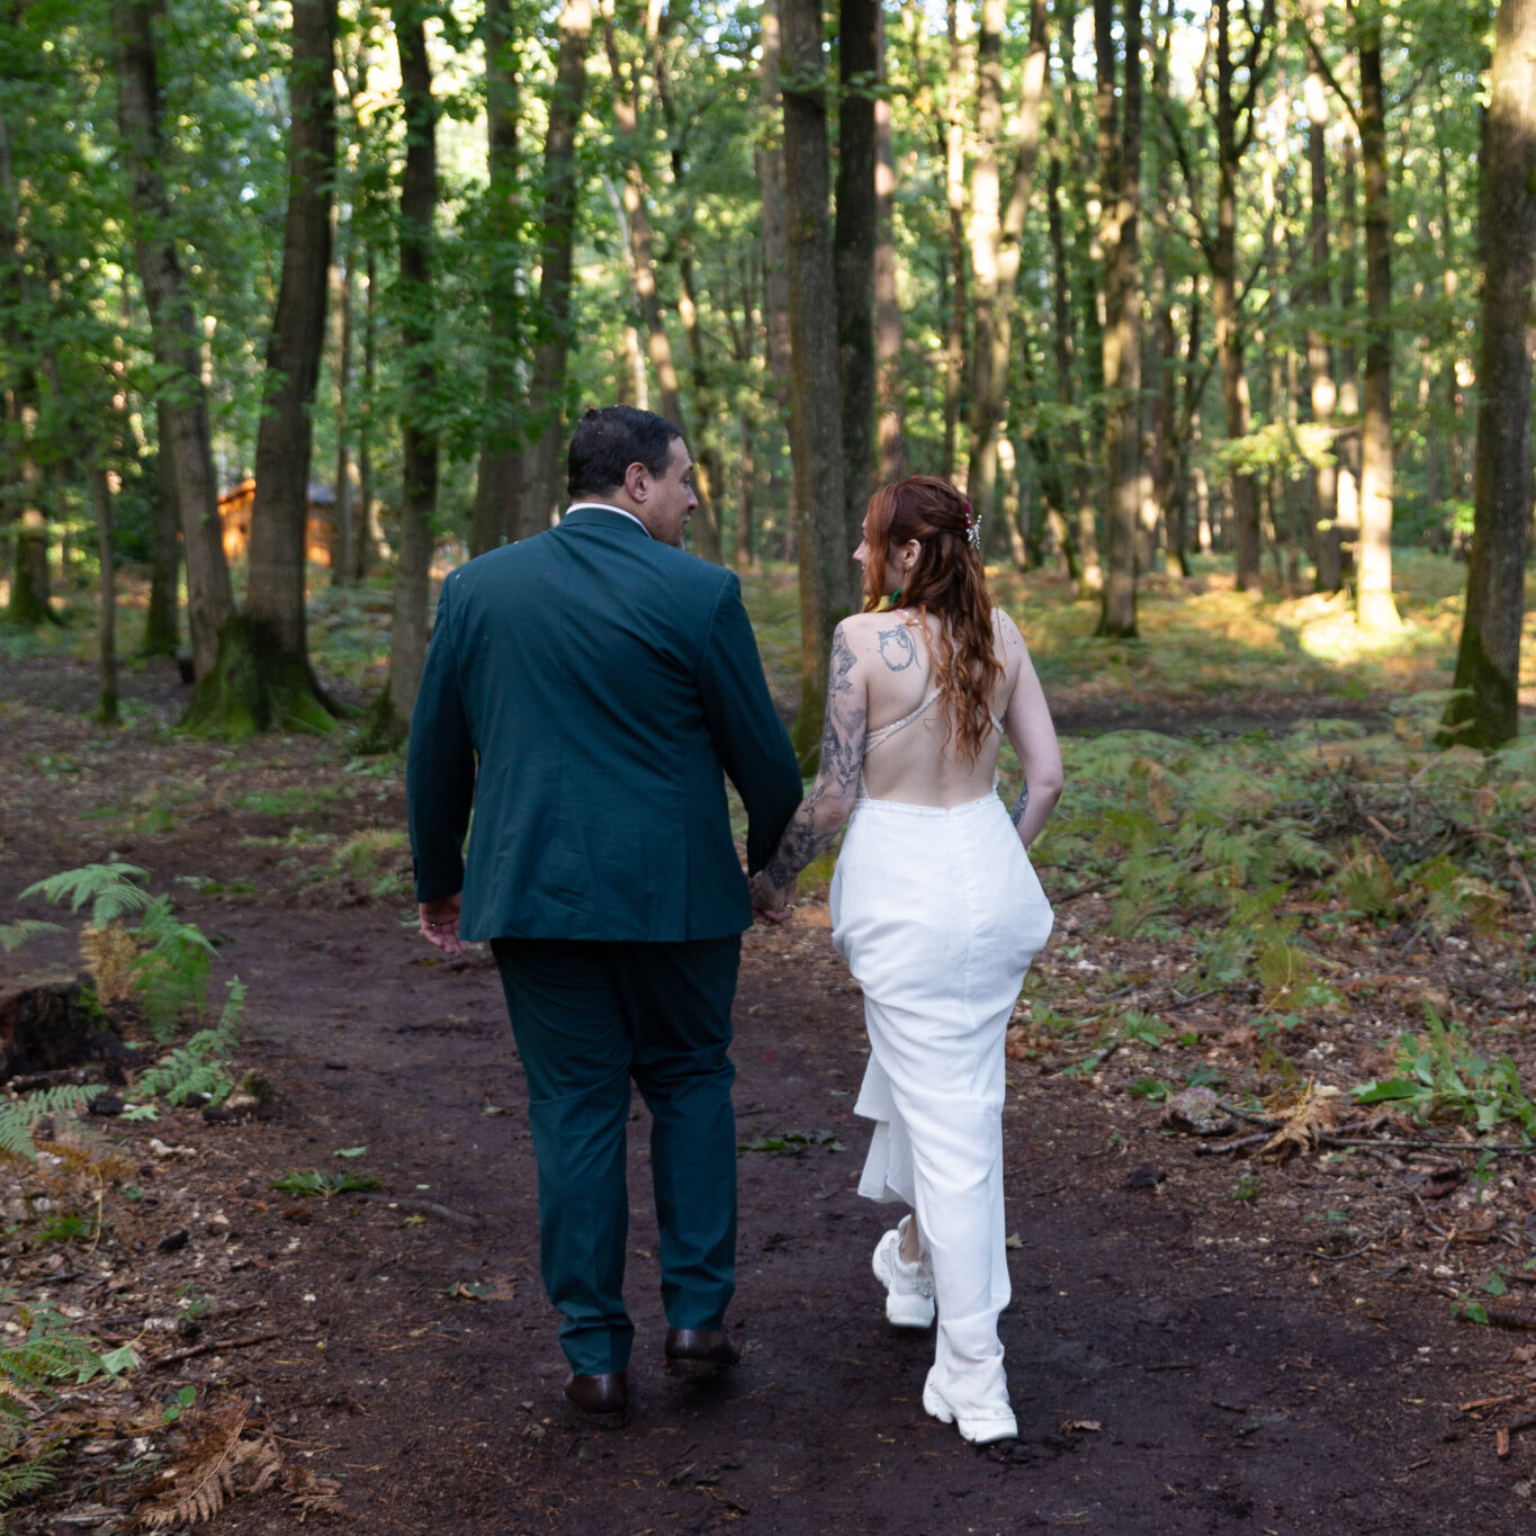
563,1370,629,1426
664,1328,741,1377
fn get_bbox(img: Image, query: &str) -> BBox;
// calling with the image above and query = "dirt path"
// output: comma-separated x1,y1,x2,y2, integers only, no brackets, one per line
80,899,1522,1536
0,656,1529,1533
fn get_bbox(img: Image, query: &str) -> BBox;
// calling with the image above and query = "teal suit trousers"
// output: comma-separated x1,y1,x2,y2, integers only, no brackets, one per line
492,936,742,1376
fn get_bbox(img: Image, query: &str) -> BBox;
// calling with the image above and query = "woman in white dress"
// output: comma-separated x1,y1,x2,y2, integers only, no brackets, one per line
752,476,1062,1445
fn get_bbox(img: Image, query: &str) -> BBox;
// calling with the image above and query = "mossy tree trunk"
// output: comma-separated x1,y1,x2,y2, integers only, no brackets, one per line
372,0,439,747
114,0,234,680
1441,0,1536,749
193,0,338,738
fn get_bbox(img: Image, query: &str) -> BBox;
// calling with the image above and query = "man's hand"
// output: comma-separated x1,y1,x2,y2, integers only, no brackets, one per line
748,869,793,928
419,892,471,957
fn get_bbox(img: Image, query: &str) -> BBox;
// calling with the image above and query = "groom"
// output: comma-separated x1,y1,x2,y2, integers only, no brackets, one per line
407,406,802,1426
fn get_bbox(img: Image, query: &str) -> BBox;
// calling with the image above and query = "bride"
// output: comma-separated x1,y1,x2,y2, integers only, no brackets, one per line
752,475,1062,1444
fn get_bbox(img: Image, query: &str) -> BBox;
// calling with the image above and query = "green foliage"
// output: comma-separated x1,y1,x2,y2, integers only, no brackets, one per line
737,1129,845,1155
20,861,151,928
1354,1005,1536,1142
130,895,218,1041
0,1086,95,1164
134,979,245,1107
0,1308,114,1425
0,920,61,954
269,1169,382,1197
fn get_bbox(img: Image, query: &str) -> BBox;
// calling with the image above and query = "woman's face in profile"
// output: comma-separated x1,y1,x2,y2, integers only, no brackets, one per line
855,518,914,597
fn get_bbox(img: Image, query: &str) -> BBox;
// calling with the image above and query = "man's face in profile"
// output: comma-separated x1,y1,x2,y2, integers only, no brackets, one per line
644,437,699,549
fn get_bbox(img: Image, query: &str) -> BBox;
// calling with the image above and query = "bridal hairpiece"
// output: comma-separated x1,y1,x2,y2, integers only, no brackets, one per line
963,501,982,552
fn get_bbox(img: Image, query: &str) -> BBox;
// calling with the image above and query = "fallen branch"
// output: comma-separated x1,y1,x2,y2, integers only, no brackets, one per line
353,1192,483,1227
150,1331,281,1370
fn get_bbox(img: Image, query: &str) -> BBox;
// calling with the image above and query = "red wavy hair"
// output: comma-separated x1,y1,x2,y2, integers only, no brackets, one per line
861,475,1004,764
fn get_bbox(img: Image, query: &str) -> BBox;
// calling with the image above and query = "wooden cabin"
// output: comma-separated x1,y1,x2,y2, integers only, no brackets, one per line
218,480,337,566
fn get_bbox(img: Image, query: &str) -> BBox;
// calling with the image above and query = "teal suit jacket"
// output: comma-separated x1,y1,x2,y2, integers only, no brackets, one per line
407,506,804,942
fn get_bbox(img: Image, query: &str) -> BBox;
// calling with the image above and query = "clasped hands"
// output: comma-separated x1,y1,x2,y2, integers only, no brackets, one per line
748,868,794,927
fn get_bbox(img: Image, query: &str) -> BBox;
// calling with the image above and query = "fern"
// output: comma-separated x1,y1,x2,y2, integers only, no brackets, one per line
131,895,217,1040
0,919,61,955
0,1306,107,1420
0,1442,65,1509
135,979,244,1107
0,1086,95,1164
20,861,152,927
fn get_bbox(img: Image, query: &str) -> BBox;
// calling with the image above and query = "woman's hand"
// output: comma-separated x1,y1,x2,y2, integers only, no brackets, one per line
749,869,794,925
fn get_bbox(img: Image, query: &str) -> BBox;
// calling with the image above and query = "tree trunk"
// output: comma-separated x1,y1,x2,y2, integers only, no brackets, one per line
1441,0,1536,748
471,0,522,558
520,0,592,537
649,18,727,565
1355,6,1399,633
141,401,181,654
1213,0,1259,592
332,231,356,583
1045,125,1097,593
355,251,377,581
781,0,849,767
373,0,438,746
757,0,794,433
113,0,233,680
91,469,118,723
835,0,879,545
1302,4,1340,593
968,0,1048,549
1096,0,1142,638
873,10,905,484
940,0,968,482
1335,128,1361,585
196,0,337,738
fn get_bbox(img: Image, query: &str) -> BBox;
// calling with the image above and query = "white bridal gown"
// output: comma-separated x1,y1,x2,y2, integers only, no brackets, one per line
830,692,1055,1420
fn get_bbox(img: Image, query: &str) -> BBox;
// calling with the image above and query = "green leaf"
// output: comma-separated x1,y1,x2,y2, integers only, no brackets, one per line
1353,1078,1421,1104
334,1147,367,1159
97,1345,139,1376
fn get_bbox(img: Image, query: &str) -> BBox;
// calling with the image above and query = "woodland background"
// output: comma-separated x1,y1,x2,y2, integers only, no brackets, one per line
3,0,1536,1522
0,0,1533,757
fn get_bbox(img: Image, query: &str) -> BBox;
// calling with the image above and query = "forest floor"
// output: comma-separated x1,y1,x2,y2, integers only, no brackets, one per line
2,557,1536,1534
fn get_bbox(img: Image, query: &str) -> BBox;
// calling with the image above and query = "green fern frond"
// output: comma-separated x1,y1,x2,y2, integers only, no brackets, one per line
20,861,151,927
130,895,216,1040
135,978,244,1107
0,920,61,955
0,1444,64,1508
0,1087,94,1164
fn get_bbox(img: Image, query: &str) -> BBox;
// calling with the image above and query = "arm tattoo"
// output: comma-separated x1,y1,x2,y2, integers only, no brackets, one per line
1009,783,1029,830
763,628,866,890
876,623,917,672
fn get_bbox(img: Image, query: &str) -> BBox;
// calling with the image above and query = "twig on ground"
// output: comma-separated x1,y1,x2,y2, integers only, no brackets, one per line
354,1192,483,1227
1194,1133,1271,1157
150,1329,280,1369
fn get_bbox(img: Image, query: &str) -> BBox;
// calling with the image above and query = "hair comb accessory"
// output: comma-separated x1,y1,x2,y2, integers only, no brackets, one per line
962,498,982,552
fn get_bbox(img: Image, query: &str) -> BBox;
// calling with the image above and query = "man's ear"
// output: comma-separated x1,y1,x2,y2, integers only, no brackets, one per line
624,461,649,501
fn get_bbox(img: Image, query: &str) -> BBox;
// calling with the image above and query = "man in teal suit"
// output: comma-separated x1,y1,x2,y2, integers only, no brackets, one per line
407,406,803,1427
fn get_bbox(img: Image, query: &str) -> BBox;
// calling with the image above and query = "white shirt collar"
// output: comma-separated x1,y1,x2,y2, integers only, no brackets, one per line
563,501,651,539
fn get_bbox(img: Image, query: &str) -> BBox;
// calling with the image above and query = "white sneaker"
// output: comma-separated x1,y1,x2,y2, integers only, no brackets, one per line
871,1226,935,1329
922,1370,1018,1445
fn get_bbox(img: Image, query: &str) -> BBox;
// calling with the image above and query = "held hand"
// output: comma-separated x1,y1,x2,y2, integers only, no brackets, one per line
748,869,794,927
419,892,471,958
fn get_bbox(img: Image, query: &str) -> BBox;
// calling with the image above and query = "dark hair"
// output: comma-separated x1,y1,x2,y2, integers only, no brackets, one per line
861,475,1003,764
567,406,683,500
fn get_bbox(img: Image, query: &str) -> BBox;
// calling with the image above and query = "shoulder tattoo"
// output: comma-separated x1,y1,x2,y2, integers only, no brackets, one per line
876,624,917,672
